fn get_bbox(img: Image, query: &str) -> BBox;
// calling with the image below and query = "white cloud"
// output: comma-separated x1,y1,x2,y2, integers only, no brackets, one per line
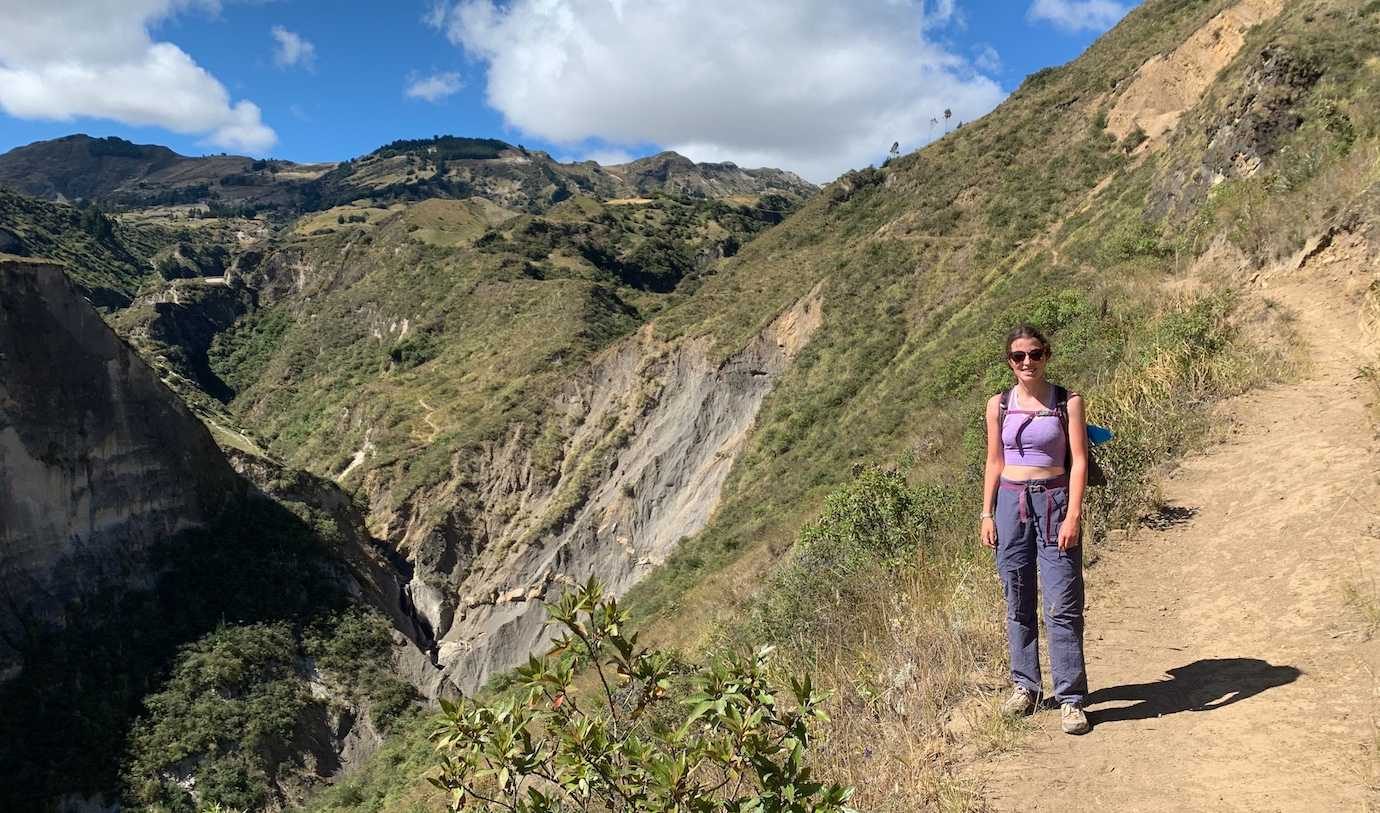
973,44,1002,74
422,0,450,30
430,0,1005,182
1027,0,1130,33
271,25,316,71
0,1,276,152
404,71,464,103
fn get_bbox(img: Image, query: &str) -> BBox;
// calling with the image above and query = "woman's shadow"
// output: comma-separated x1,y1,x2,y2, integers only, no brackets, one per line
1082,658,1301,725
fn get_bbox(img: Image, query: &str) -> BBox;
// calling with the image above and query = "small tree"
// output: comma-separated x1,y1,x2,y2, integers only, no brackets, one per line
429,579,855,812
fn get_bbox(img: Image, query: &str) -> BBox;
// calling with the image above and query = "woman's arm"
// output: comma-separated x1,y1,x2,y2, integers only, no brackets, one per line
1060,394,1089,551
981,394,1004,549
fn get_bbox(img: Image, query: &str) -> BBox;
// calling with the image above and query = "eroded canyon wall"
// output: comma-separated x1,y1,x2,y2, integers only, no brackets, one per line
0,257,243,666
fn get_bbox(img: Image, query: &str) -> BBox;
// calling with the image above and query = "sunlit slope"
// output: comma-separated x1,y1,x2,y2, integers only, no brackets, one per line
0,188,165,308
628,0,1378,631
223,193,795,518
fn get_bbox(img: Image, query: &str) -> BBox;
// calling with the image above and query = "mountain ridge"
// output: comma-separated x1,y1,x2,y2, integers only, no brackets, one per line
0,133,817,216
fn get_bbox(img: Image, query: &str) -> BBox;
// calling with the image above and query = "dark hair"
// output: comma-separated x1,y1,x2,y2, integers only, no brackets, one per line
1005,324,1049,352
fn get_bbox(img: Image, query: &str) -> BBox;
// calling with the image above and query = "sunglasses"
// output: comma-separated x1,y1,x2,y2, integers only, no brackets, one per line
1007,349,1048,363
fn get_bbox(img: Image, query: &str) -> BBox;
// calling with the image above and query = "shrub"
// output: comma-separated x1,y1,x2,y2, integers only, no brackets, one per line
428,579,855,812
389,332,441,369
739,467,966,654
124,623,311,812
1102,219,1171,263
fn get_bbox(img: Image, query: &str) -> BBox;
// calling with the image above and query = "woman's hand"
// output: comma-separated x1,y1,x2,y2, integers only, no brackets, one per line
981,517,997,549
1058,511,1081,551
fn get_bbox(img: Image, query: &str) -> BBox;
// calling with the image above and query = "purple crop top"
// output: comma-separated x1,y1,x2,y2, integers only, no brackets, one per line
1001,387,1066,468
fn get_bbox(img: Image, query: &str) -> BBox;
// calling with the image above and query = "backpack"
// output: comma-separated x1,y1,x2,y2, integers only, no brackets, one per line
998,384,1107,488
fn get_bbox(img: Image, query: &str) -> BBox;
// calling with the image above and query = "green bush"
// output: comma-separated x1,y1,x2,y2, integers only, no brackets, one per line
737,467,967,656
389,332,441,369
124,624,311,812
0,491,415,810
1101,219,1171,264
429,579,855,812
305,609,421,733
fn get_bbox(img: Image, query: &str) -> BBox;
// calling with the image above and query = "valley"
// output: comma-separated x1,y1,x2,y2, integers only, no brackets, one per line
3,0,1380,810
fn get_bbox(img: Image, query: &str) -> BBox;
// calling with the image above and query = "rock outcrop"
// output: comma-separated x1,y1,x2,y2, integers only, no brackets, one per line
0,257,244,667
1151,44,1322,217
368,283,825,691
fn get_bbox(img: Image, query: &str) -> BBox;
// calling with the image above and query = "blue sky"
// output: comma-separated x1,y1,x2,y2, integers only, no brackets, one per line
0,1,1138,182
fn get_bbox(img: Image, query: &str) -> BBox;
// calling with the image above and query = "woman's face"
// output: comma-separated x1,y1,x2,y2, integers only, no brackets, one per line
1008,337,1049,385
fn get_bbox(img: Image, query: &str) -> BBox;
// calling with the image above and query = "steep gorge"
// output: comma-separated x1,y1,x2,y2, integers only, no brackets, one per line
0,144,827,804
152,178,831,693
382,283,824,691
0,255,448,809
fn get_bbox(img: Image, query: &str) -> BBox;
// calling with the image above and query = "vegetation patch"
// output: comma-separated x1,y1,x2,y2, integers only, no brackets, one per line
0,494,416,811
0,189,164,307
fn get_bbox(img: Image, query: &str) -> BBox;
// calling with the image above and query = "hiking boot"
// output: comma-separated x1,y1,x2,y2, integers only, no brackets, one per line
1061,703,1090,734
1000,685,1037,717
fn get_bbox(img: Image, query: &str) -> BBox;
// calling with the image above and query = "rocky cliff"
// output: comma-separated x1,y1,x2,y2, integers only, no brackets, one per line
370,283,824,691
0,256,243,669
0,255,453,808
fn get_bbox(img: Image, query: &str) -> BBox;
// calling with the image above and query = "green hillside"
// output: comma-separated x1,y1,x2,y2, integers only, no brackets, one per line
630,0,1373,636
3,0,1377,808
0,189,164,308
304,0,1378,809
222,193,795,510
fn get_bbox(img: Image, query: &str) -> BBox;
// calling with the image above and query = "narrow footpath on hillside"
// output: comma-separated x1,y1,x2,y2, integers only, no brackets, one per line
970,250,1380,811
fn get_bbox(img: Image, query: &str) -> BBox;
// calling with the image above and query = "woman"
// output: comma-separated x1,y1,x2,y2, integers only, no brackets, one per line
980,324,1090,735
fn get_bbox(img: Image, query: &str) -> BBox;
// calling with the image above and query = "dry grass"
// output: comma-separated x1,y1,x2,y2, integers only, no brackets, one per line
769,555,1005,812
1343,579,1380,637
1082,288,1299,537
1348,345,1380,638
291,202,405,237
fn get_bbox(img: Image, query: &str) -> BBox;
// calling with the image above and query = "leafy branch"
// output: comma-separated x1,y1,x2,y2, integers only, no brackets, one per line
428,578,855,812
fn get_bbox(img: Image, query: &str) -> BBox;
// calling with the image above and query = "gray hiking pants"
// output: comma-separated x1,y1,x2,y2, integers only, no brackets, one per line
995,475,1088,706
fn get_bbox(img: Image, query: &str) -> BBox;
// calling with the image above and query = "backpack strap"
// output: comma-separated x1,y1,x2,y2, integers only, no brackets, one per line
1054,384,1073,469
998,387,1012,425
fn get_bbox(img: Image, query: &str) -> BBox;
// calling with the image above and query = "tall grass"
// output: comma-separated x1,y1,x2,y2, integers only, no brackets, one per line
711,290,1293,811
1083,292,1296,536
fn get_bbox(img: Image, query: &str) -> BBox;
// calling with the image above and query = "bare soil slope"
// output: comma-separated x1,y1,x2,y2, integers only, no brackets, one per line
1106,0,1283,142
973,237,1380,811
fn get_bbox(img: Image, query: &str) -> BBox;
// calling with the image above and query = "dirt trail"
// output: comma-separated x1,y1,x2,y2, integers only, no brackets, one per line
417,398,442,443
973,264,1380,810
